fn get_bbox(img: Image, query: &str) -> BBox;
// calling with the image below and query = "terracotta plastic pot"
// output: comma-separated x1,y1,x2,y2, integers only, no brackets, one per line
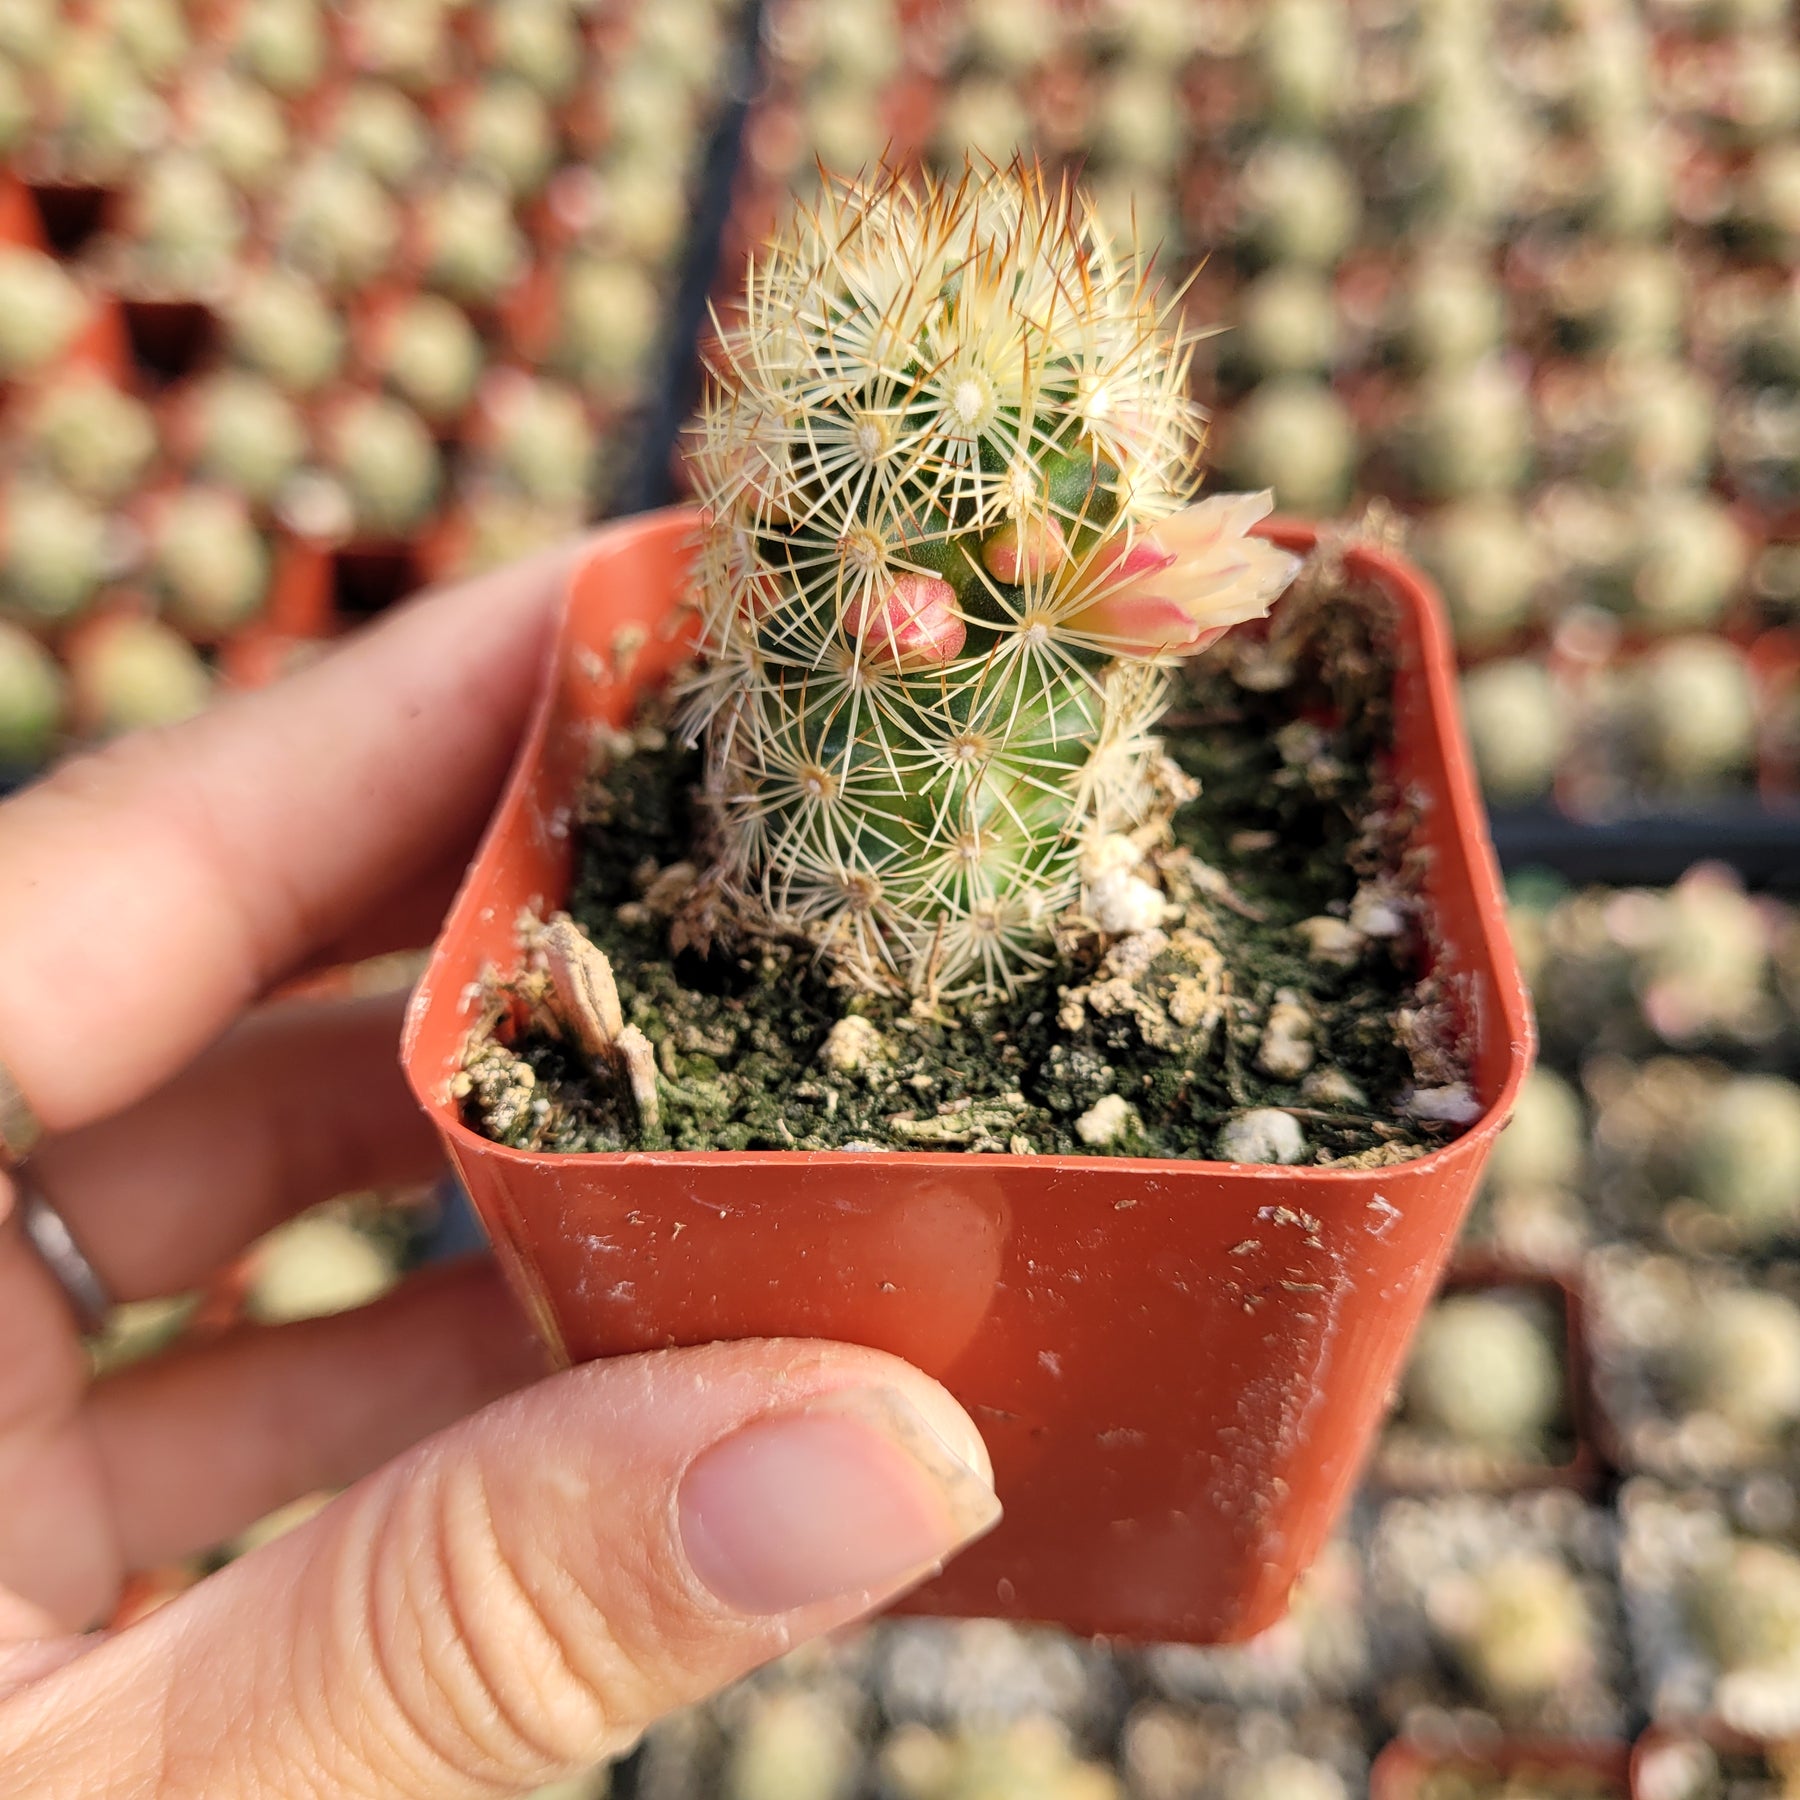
402,505,1534,1645
1372,1739,1631,1798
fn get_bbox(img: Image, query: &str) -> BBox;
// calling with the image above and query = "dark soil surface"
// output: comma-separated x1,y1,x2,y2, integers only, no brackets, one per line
461,551,1474,1163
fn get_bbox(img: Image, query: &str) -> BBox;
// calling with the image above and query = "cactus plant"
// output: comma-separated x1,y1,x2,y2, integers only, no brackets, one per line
0,0,55,68
323,392,441,539
0,56,29,158
1691,1073,1800,1241
120,148,248,294
1460,658,1565,805
1441,1555,1596,1708
452,77,557,199
0,618,65,768
181,69,290,196
1677,1288,1800,1438
26,370,157,506
150,486,270,636
43,28,165,181
1625,636,1756,790
231,0,327,98
68,614,213,737
1228,1754,1346,1800
1402,1293,1563,1450
185,369,306,504
225,266,345,394
481,373,595,512
100,0,189,85
0,248,88,383
679,162,1299,997
278,154,400,295
1484,1067,1585,1196
376,293,482,425
416,173,526,306
339,0,450,95
486,0,583,101
1232,268,1339,379
329,80,433,191
557,255,662,401
0,478,110,626
1414,501,1542,653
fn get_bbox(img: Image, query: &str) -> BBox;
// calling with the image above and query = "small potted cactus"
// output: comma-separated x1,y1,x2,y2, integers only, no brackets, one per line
403,163,1530,1645
1621,1482,1800,1739
1368,1490,1629,1739
1376,1270,1594,1493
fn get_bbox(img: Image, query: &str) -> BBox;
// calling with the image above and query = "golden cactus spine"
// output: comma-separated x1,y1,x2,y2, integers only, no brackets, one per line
681,160,1299,997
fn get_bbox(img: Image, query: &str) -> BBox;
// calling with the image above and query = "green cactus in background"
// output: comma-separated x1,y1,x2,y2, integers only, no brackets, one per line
680,159,1299,997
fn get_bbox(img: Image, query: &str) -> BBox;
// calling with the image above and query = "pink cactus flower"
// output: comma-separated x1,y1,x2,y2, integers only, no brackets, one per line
1057,492,1302,656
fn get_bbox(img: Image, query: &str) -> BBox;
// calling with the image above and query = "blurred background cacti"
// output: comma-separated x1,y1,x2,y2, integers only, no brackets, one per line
682,160,1296,995
17,0,1800,1789
0,0,752,783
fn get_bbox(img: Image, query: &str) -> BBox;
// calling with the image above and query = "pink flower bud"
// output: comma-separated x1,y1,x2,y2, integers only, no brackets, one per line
982,514,1069,584
846,572,966,670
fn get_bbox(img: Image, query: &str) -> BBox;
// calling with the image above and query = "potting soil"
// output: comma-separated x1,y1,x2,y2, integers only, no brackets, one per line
462,550,1475,1163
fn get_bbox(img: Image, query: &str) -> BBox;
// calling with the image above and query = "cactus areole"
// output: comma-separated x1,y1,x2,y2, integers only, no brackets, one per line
680,161,1300,999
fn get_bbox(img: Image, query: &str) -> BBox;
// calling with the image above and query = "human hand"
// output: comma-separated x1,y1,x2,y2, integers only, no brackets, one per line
0,545,1000,1798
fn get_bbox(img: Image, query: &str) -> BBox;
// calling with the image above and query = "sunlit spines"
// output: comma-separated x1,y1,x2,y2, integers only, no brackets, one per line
679,158,1298,996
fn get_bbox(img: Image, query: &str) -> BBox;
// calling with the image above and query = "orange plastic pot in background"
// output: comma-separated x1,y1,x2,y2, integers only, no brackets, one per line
1371,1740,1631,1799
402,506,1535,1645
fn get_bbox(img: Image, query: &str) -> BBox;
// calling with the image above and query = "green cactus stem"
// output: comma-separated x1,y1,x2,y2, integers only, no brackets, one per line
680,161,1300,998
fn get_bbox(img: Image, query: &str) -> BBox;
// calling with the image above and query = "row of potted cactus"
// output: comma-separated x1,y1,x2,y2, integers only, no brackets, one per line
710,0,1800,821
0,0,748,776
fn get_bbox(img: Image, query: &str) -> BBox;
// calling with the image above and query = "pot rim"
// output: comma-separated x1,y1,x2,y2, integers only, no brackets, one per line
404,504,1536,1180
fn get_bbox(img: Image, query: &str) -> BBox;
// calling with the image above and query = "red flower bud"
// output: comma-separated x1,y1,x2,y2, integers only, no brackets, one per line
982,514,1069,584
846,572,966,670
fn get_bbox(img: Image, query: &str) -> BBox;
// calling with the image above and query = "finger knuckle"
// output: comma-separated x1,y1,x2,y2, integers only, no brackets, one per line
368,1453,665,1782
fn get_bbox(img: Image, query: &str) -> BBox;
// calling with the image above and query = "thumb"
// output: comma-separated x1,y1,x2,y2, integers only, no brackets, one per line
2,1340,1000,1799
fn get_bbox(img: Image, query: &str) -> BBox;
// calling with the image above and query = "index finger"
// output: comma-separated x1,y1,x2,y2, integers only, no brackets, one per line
0,536,584,1138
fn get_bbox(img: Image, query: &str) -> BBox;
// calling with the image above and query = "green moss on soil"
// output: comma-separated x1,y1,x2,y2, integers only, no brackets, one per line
461,553,1472,1163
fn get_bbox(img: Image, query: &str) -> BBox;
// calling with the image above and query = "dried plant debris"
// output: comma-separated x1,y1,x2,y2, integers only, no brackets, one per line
1377,1285,1578,1489
1620,1480,1800,1739
1367,1490,1630,1739
1135,1540,1370,1709
461,559,1475,1161
1589,1251,1800,1481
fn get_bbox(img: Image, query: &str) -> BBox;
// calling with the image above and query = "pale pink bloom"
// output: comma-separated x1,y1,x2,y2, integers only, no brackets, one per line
1058,492,1302,656
846,572,966,669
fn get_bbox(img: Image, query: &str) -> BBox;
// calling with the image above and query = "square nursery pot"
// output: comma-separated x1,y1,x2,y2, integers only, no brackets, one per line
1371,1739,1632,1799
402,504,1534,1645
